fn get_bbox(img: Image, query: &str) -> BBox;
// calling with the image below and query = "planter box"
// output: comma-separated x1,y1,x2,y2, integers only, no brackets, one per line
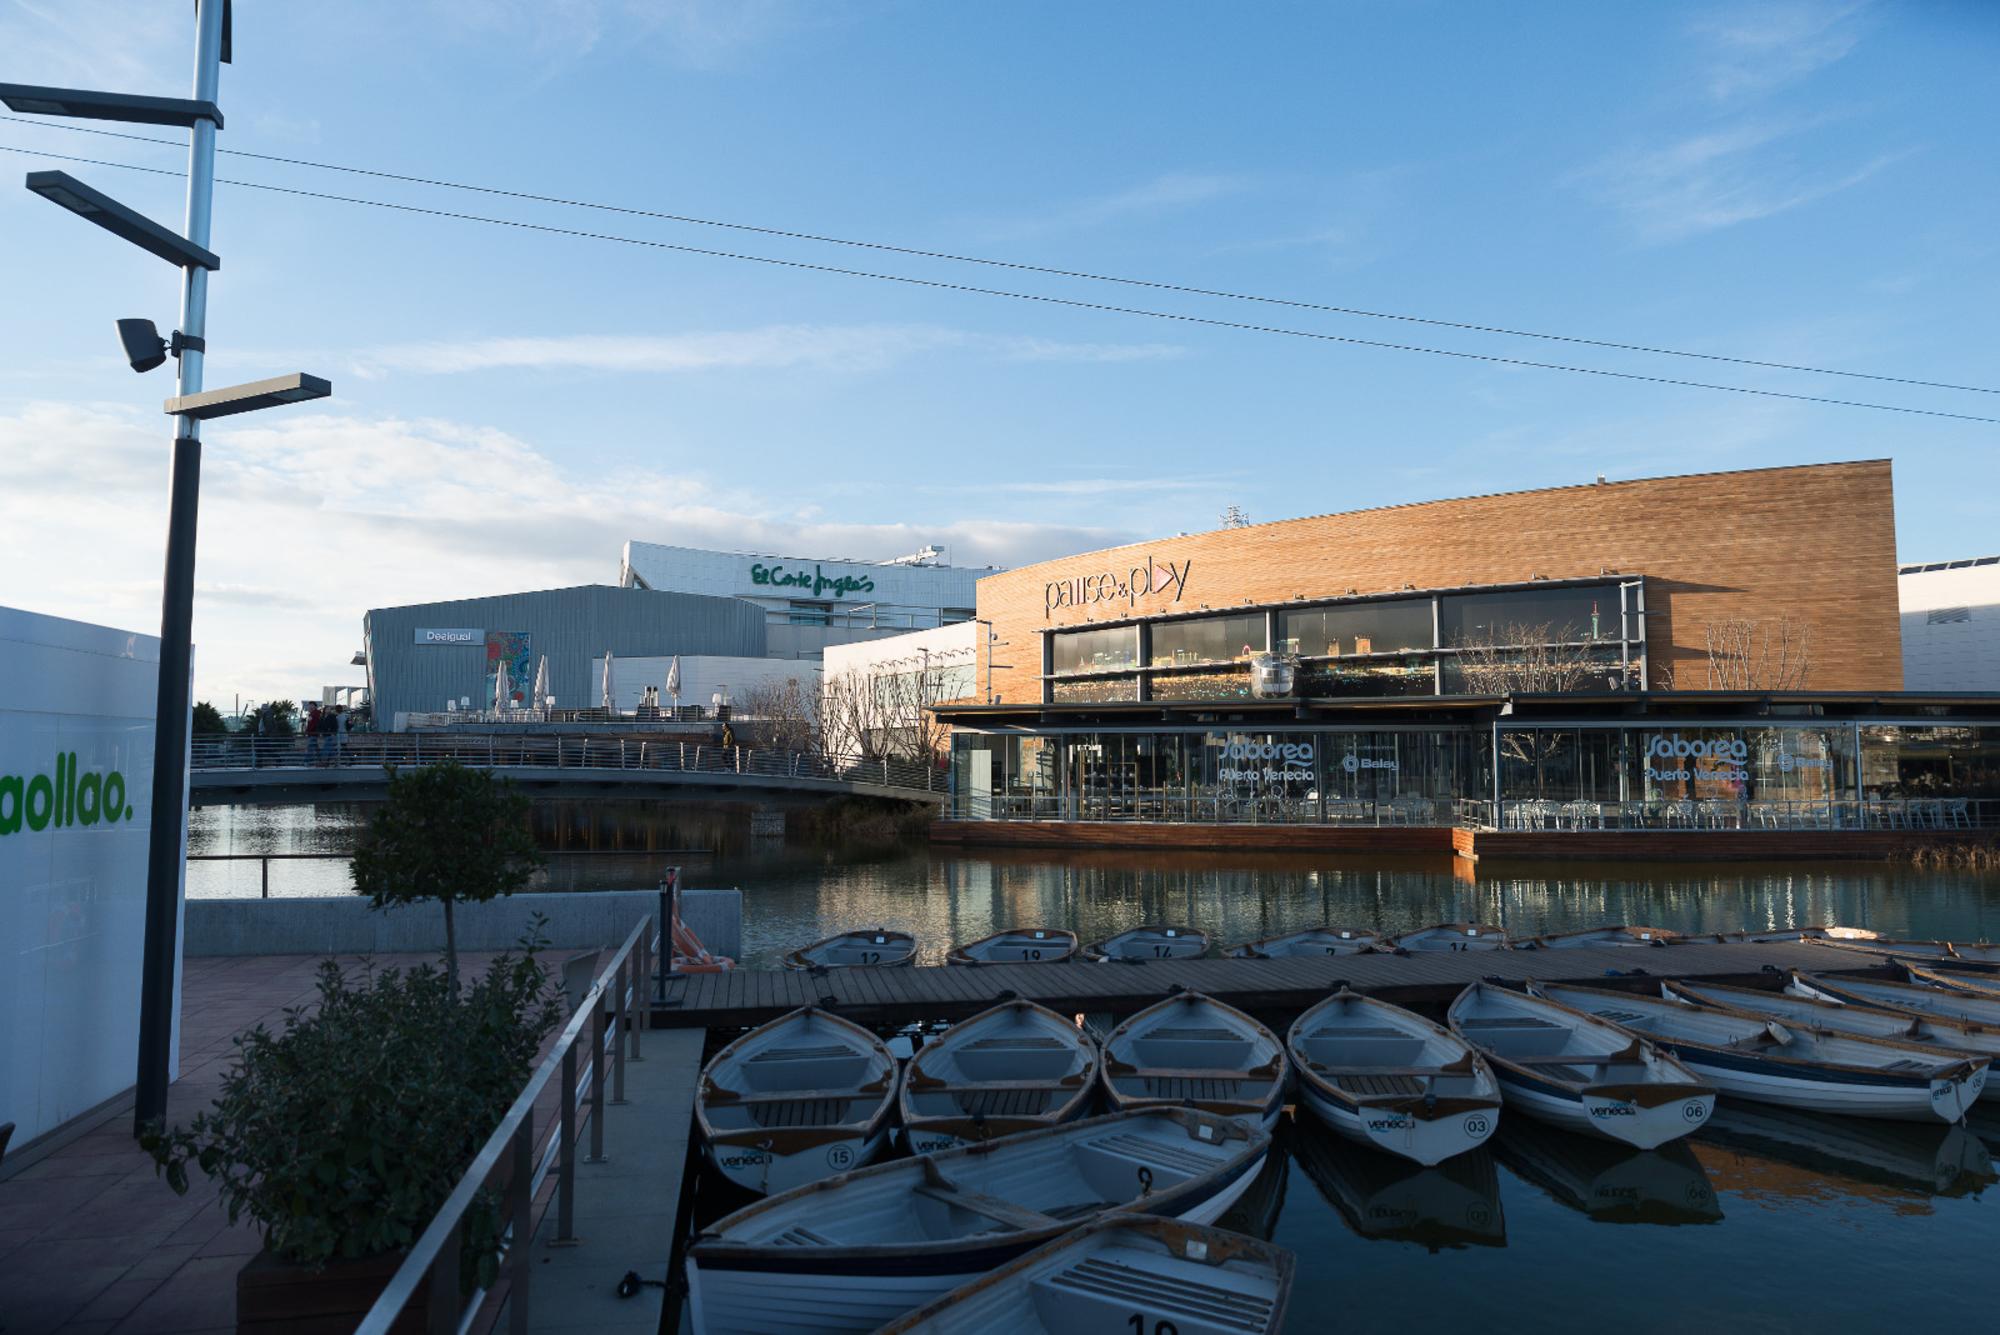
237,1248,428,1335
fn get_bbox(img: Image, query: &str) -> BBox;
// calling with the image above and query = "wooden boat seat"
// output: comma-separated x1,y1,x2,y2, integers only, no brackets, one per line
749,1045,858,1063
950,1088,1055,1117
1304,1026,1408,1040
769,1225,838,1247
1142,1027,1238,1043
1082,1132,1222,1177
747,1098,854,1129
912,1180,1059,1232
963,1036,1069,1051
1043,1255,1278,1330
1458,1017,1562,1031
1506,1053,1636,1067
1041,1200,1109,1222
714,1086,872,1104
1334,1073,1428,1097
1127,1076,1251,1103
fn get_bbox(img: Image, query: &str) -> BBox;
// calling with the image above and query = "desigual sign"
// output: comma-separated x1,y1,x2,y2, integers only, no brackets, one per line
1044,554,1191,618
0,752,135,836
413,627,481,645
750,562,876,599
1644,732,1748,783
1211,735,1313,785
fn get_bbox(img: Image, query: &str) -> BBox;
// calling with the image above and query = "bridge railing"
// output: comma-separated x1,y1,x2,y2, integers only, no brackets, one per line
189,734,946,796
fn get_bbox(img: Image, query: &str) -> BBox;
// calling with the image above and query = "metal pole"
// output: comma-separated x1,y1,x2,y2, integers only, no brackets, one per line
508,1114,534,1335
135,0,225,1136
586,1001,608,1163
629,922,645,1061
555,1043,578,1243
611,957,628,1104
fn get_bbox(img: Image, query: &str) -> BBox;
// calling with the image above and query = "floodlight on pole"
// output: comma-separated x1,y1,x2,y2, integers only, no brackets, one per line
164,372,331,421
25,171,220,269
0,82,222,128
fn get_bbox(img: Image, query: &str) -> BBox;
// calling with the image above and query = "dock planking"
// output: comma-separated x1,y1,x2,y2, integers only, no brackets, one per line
648,939,1890,1031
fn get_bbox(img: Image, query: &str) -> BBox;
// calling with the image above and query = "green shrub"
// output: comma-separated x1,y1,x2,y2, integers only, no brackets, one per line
143,939,564,1277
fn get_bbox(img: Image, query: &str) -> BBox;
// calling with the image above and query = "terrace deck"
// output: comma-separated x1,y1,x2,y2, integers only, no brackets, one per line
650,938,1883,1030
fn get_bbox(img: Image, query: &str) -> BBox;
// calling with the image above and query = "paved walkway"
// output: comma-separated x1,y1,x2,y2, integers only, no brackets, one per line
0,951,500,1335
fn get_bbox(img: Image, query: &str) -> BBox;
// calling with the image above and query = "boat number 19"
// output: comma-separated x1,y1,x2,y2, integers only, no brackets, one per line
1129,1320,1179,1335
1022,949,1041,959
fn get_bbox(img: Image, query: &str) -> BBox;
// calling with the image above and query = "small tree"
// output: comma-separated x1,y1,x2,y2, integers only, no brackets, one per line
1697,615,1814,690
191,701,228,736
349,760,543,991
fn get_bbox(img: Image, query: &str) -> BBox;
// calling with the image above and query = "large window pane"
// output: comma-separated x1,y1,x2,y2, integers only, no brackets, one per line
1051,625,1139,675
1296,659,1436,697
1150,613,1266,667
1280,599,1433,657
1440,585,1623,647
1150,667,1254,702
1052,676,1136,703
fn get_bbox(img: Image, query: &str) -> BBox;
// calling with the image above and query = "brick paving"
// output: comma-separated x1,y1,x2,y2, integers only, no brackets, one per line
0,951,501,1335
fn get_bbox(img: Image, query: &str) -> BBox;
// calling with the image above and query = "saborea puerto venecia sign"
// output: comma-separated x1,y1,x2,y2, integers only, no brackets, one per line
1211,735,1313,786
1643,733,1748,784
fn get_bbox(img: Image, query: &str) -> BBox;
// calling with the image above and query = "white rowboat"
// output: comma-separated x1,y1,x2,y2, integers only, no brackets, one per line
1389,923,1509,952
1531,925,1676,948
1668,977,2000,1103
1447,982,1713,1149
1792,970,2000,1029
899,1000,1098,1154
1226,926,1383,958
696,1006,896,1196
876,1215,1295,1335
1536,981,1986,1123
1100,992,1288,1130
1815,938,2000,973
782,928,918,970
1288,988,1501,1166
1703,925,1878,944
946,928,1079,966
685,1108,1270,1335
1083,925,1210,962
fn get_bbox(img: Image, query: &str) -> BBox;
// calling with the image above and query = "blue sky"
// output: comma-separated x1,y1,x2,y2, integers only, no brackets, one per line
1,0,1995,704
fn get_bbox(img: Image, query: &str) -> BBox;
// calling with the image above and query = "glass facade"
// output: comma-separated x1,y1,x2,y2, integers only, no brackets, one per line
1043,578,1642,705
950,721,2000,829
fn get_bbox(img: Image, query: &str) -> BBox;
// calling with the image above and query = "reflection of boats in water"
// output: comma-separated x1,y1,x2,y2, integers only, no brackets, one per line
1293,1123,1506,1251
1697,1101,1995,1199
1493,1118,1722,1225
1211,1124,1293,1241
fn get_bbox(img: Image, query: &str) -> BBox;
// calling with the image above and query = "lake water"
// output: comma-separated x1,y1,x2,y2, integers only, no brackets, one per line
199,801,2000,1332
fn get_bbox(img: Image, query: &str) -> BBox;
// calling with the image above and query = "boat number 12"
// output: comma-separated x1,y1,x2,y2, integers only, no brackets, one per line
1129,1319,1179,1335
860,951,880,964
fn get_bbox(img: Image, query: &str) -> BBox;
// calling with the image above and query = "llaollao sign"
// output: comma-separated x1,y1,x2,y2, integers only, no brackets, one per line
0,752,135,836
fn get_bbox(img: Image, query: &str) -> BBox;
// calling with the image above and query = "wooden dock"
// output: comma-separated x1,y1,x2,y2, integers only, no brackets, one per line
650,938,1884,1030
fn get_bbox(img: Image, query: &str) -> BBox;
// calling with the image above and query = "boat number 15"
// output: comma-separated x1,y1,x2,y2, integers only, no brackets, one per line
1129,1319,1179,1335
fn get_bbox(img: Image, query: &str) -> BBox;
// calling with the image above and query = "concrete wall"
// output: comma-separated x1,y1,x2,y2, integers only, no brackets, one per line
1900,559,2000,691
184,888,742,960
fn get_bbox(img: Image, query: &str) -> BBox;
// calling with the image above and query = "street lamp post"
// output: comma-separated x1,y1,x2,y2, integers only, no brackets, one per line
6,0,332,1134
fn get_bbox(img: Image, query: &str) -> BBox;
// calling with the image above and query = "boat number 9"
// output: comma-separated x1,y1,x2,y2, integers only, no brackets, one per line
1129,1319,1178,1335
1464,1115,1490,1137
826,1145,854,1169
1682,1101,1707,1122
860,951,880,964
1136,1165,1154,1197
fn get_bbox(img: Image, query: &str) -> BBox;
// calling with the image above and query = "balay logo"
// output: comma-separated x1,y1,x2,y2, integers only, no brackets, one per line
0,753,135,837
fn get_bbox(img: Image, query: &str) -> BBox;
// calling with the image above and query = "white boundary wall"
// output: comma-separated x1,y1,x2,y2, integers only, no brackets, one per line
0,607,169,1148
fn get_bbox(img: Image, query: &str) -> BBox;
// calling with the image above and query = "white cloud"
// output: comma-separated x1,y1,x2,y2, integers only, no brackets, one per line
0,1,185,92
982,172,1254,240
1693,1,1868,102
1576,119,1905,243
0,401,1120,705
352,324,1183,378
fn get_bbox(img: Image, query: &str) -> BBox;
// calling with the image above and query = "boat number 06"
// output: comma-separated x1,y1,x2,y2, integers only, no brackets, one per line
1129,1320,1179,1335
1681,1100,1707,1122
825,1145,854,1169
1463,1115,1490,1137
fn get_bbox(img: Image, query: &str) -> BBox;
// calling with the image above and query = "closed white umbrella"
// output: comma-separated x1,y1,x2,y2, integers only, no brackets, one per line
665,654,681,715
493,657,511,715
532,655,550,711
601,651,615,712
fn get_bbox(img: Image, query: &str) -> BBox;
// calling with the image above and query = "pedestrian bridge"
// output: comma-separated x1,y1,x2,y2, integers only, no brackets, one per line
188,734,946,806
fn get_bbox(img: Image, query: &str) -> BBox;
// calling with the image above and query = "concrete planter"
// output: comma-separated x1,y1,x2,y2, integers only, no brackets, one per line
236,1247,426,1335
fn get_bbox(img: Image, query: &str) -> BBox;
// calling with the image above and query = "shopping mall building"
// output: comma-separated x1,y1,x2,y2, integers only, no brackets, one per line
934,459,2000,853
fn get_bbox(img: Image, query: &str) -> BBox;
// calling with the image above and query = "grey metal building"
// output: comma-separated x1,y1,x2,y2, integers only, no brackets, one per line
363,585,765,727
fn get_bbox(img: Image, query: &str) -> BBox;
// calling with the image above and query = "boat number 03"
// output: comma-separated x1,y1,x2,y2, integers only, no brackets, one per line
825,1145,855,1169
1129,1320,1179,1335
1463,1115,1490,1137
1681,1100,1707,1122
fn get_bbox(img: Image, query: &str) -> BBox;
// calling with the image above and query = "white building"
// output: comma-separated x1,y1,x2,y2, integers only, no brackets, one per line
619,541,991,661
820,621,981,759
1900,556,2000,692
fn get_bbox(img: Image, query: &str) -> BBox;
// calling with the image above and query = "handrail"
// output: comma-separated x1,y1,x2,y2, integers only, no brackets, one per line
188,734,945,798
355,912,653,1335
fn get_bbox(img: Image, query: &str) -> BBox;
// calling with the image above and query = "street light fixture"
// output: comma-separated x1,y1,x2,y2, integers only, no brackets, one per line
26,171,221,269
10,0,327,1136
0,82,223,128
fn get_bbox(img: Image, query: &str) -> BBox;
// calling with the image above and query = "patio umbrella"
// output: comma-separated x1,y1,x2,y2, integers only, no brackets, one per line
493,657,511,715
601,651,615,712
665,654,681,715
532,655,549,710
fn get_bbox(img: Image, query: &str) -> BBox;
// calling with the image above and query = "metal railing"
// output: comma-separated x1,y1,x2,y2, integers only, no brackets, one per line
190,734,945,796
355,913,653,1335
948,791,2000,833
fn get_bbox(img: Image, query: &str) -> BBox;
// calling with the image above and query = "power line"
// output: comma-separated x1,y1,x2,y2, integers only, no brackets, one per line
4,112,1992,399
5,141,1997,427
